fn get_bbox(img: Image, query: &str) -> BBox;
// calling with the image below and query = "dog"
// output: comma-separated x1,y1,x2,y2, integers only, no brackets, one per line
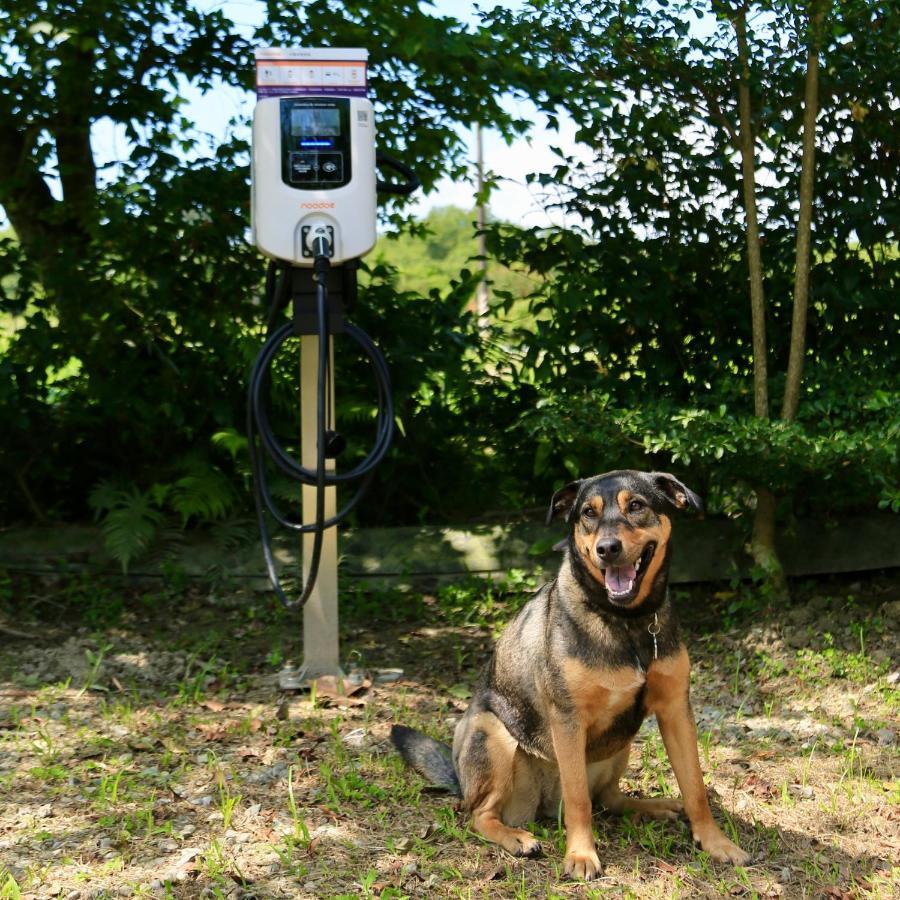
391,470,749,879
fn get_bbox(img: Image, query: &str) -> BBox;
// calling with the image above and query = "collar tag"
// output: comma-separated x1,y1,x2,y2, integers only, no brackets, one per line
648,612,661,660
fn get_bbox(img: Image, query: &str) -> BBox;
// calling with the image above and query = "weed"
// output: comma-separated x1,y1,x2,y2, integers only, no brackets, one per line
434,569,540,632
271,765,311,877
94,770,124,808
199,838,229,882
30,724,57,764
358,869,379,898
700,730,714,769
29,763,67,782
174,654,221,704
0,869,21,900
799,737,819,787
217,780,241,830
77,642,113,697
61,576,125,628
793,643,886,684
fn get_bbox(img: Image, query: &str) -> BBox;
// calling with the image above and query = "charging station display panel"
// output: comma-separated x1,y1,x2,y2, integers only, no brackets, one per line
280,98,351,189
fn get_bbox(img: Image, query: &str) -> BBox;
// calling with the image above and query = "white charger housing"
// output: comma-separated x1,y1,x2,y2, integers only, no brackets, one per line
251,95,377,265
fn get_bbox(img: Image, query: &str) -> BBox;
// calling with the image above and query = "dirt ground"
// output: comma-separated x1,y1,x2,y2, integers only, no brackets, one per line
0,568,897,899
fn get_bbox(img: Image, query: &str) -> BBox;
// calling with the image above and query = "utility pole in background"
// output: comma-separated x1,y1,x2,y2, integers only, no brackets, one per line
474,122,490,325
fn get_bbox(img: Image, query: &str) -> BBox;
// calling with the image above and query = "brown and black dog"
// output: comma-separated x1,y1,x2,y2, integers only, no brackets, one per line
392,470,749,879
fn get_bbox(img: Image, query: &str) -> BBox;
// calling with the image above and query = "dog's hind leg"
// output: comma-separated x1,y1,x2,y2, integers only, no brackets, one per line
592,746,683,821
454,711,541,858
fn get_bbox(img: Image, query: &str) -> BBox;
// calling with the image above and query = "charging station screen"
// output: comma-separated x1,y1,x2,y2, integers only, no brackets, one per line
281,98,351,190
291,107,340,137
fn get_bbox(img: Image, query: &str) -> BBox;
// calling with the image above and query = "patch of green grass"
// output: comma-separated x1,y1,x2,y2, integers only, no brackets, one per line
216,778,242,830
342,582,427,625
172,654,231,704
637,729,673,796
320,759,388,810
28,763,68,782
92,769,126,808
60,575,126,628
434,569,540,633
620,816,679,857
792,633,888,684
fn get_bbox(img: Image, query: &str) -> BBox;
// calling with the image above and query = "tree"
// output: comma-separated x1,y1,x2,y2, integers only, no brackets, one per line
1,0,896,561
0,1,528,529
480,0,898,568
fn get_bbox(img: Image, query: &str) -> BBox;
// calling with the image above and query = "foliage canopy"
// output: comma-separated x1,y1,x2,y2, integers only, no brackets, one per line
0,0,897,566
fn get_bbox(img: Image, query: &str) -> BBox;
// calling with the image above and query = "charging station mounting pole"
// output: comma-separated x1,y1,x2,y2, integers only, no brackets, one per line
248,47,416,691
250,47,374,689
296,336,342,682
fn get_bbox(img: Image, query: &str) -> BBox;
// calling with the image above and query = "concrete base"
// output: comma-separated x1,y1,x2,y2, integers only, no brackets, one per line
278,663,347,691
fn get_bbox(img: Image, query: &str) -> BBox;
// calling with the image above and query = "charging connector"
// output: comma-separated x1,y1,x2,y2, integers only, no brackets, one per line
302,222,334,259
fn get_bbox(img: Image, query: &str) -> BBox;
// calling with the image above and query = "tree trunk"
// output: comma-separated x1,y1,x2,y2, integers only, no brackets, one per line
0,43,98,347
734,8,788,598
735,9,769,422
750,486,788,598
782,2,825,422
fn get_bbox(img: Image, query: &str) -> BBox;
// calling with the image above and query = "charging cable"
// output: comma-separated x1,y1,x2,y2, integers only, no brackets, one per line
247,238,394,608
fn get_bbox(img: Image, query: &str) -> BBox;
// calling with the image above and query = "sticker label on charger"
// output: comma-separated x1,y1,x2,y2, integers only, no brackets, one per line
256,47,368,98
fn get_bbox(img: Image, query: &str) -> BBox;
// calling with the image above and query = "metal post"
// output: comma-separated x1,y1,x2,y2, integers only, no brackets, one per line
286,333,343,684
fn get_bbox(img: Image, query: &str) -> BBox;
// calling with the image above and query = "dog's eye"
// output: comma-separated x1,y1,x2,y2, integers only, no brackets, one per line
582,506,597,519
628,499,645,513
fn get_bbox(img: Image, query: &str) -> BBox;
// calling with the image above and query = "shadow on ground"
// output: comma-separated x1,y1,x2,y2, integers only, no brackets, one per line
0,569,897,898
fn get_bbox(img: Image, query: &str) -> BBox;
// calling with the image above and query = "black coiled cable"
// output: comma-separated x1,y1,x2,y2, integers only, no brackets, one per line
247,253,394,608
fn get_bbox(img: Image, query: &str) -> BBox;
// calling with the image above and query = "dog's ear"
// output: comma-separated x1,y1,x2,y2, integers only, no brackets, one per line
652,472,703,512
546,480,582,525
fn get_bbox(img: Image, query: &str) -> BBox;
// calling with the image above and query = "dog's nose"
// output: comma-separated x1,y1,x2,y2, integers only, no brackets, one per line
596,538,623,560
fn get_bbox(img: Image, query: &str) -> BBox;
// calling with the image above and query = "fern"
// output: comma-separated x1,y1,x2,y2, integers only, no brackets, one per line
211,428,247,460
210,516,255,554
168,467,236,525
95,487,163,573
142,523,185,567
88,479,125,517
268,475,304,505
89,454,241,572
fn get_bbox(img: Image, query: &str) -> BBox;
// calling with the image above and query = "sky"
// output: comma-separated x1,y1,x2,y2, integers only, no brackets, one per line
97,0,583,229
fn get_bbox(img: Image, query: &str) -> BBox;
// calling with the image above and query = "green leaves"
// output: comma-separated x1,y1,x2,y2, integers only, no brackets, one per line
87,454,239,570
169,469,236,527
1,0,896,537
89,484,163,574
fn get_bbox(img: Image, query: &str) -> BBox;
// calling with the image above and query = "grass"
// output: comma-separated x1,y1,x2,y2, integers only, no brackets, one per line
0,569,897,898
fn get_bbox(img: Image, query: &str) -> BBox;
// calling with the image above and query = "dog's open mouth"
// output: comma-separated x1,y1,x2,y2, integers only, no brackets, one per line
601,543,656,604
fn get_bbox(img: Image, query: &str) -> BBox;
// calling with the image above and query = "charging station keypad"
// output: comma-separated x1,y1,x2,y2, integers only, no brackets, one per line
289,151,343,184
281,98,351,190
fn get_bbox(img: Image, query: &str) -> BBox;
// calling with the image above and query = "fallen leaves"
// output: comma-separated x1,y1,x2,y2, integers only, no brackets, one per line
741,773,778,800
311,674,372,707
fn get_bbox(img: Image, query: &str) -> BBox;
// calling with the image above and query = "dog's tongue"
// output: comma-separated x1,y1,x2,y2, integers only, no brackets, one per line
606,564,637,594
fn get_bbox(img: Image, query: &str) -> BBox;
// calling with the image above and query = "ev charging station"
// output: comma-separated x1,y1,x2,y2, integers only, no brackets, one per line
248,48,417,687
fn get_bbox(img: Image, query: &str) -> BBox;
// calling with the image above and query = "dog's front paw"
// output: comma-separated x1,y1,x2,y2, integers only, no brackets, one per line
512,834,542,858
563,847,602,880
695,828,749,865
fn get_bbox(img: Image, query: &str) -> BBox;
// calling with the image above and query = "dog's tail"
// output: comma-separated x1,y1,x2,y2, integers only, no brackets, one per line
390,725,461,795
